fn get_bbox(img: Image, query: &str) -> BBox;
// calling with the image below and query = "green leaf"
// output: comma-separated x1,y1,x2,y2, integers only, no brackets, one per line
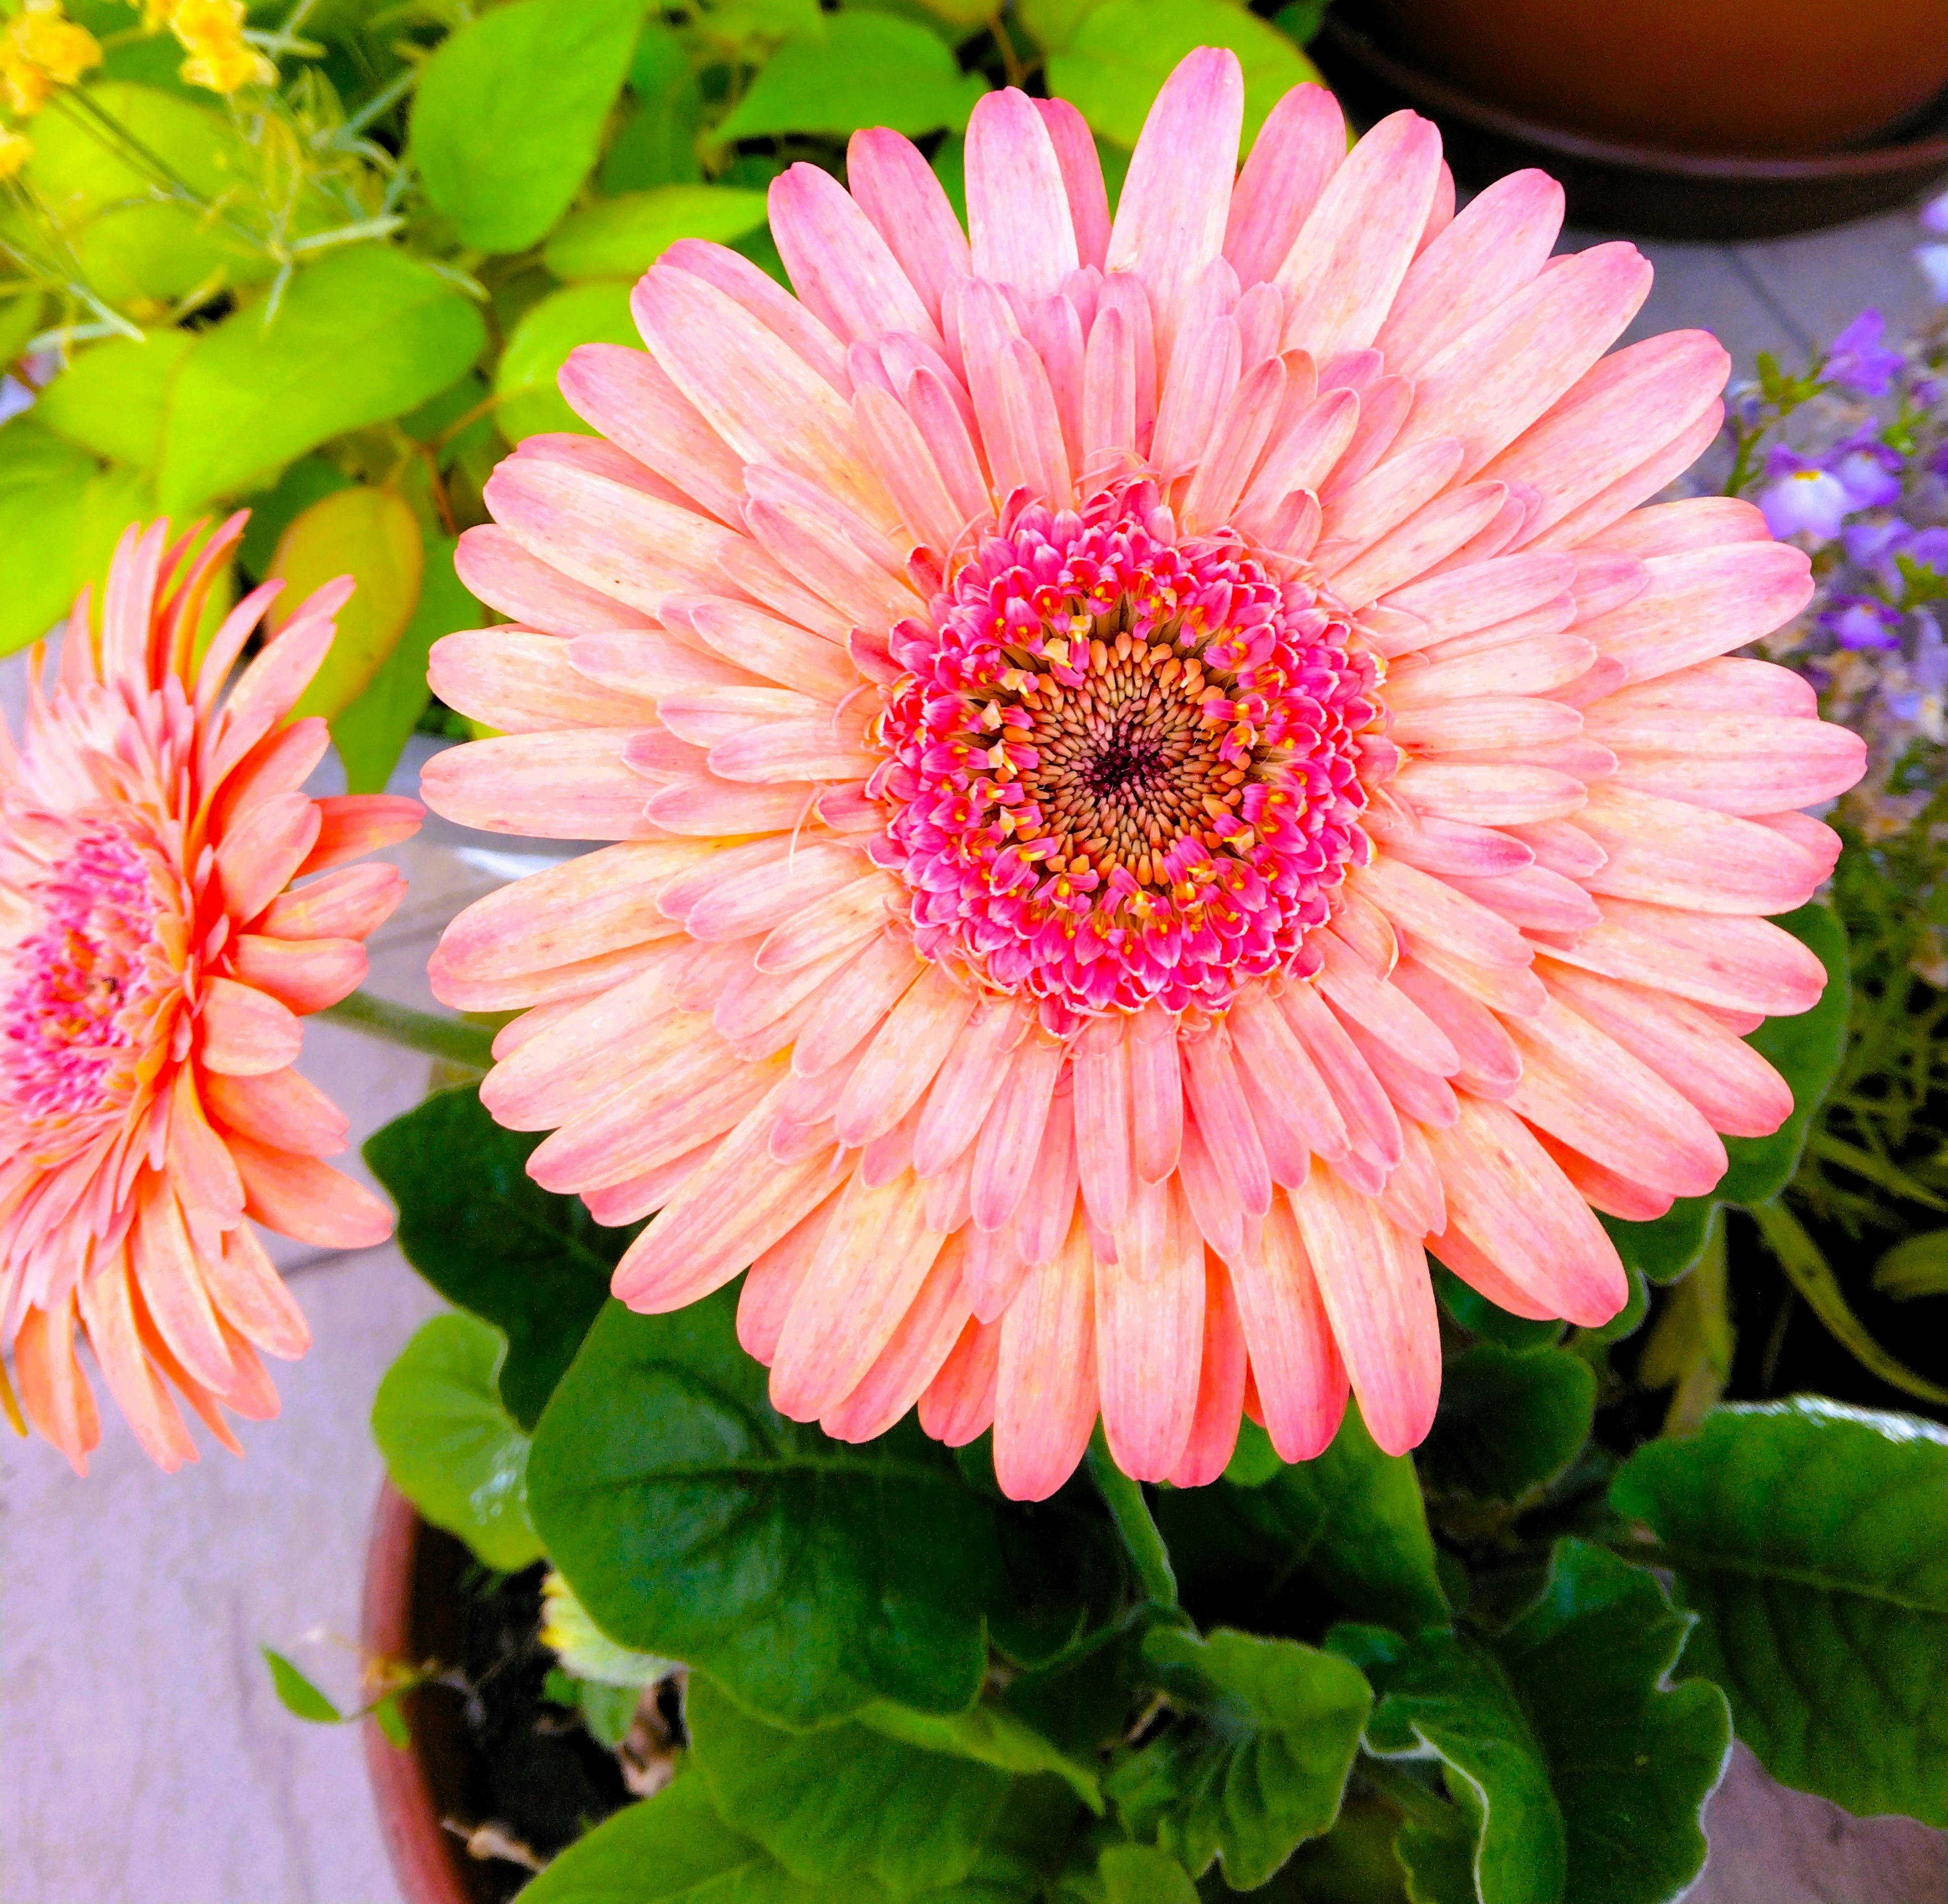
411,0,644,253
544,186,771,281
332,534,480,794
688,1672,1012,1892
716,12,990,140
601,25,705,192
364,1085,628,1430
1430,1262,1564,1353
495,281,641,443
1417,1346,1595,1507
237,454,354,582
1875,1227,1948,1300
1106,1627,1371,1888
857,1698,1104,1814
33,330,192,469
1716,902,1850,1204
527,1290,1004,1724
1599,1199,1715,1286
1575,1261,1649,1348
158,249,485,514
370,1312,544,1573
1096,1845,1197,1904
578,1678,642,1749
0,292,43,368
1221,1417,1284,1487
261,1646,344,1724
372,1691,412,1749
1612,1397,1948,1825
269,485,426,722
519,1773,777,1904
0,417,98,655
23,83,277,303
1154,1401,1449,1634
1047,0,1325,149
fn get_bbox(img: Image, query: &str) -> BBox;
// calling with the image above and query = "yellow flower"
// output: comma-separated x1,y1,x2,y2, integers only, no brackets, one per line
167,0,272,94
0,0,101,115
0,124,30,180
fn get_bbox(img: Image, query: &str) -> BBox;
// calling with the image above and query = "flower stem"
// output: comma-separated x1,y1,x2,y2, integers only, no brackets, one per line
319,992,496,1070
1087,1425,1178,1609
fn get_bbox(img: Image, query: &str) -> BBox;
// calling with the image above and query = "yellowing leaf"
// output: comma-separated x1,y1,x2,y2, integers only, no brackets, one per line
269,487,424,722
543,186,770,281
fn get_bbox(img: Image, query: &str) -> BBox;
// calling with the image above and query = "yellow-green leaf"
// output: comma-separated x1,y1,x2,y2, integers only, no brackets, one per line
0,417,98,655
494,281,639,442
270,487,424,722
543,186,770,281
34,330,193,469
1874,1228,1948,1301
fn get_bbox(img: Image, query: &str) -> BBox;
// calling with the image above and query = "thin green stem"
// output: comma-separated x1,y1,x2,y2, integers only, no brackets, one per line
319,991,496,1069
1087,1425,1178,1609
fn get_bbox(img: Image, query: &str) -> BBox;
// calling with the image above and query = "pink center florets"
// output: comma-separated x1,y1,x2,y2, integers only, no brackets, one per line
1,825,170,1126
870,482,1385,1020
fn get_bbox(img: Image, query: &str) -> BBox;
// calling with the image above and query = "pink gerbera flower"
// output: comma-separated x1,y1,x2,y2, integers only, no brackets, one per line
426,52,1864,1500
0,518,422,1473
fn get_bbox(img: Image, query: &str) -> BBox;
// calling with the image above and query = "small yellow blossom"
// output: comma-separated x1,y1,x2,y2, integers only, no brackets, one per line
0,124,30,180
0,0,102,116
167,0,273,94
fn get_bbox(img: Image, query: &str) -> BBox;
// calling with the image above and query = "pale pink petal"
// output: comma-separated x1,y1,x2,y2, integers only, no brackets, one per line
993,1213,1097,1501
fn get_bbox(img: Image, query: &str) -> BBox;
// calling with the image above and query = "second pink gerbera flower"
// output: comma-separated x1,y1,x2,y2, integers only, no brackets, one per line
426,51,1864,1500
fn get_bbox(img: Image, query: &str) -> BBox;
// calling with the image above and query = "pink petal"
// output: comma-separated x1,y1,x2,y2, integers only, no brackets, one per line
993,1215,1098,1501
965,88,1079,300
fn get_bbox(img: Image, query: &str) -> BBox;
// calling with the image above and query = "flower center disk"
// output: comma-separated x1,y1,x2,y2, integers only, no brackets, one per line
873,484,1386,1020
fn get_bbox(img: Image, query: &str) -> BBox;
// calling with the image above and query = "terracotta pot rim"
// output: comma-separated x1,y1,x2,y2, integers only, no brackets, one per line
1317,14,1948,180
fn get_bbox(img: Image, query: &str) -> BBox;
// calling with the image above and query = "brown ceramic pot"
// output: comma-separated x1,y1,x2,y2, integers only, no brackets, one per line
361,1481,497,1904
1363,0,1948,156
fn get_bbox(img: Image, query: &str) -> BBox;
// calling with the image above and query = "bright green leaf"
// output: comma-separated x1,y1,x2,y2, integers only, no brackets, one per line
1430,1261,1564,1353
411,0,644,253
261,1646,344,1724
364,1085,630,1430
1612,1397,1948,1825
332,534,480,794
237,455,354,581
495,281,639,442
601,25,705,192
373,1691,412,1749
716,12,990,140
1018,0,1096,56
578,1678,642,1749
1154,1401,1448,1634
1107,1626,1371,1888
1221,1417,1284,1487
0,416,97,655
518,1773,777,1904
1417,1345,1595,1506
157,249,485,514
1875,1227,1948,1300
32,330,191,469
1097,1845,1198,1904
544,187,771,281
370,1312,544,1574
270,485,425,722
1599,1199,1715,1286
688,1673,1012,1892
527,1290,1004,1725
1048,0,1323,149
0,292,43,367
858,1698,1103,1813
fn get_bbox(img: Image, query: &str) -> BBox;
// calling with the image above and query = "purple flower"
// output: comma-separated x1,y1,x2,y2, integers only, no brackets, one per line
1917,242,1948,305
1842,517,1914,584
1824,310,1903,398
1906,527,1948,580
1911,609,1948,691
1923,189,1948,239
1760,445,1850,540
1830,428,1905,510
1822,595,1904,651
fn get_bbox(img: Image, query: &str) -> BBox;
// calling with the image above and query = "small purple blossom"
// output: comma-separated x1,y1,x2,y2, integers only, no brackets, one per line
1823,595,1904,651
1824,310,1903,398
1760,445,1850,541
1830,428,1905,510
1922,189,1948,239
1843,517,1915,585
1917,242,1948,305
1912,610,1948,691
1906,527,1948,580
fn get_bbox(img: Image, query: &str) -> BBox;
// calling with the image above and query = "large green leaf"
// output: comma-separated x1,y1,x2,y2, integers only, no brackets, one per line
495,281,641,442
370,1312,543,1573
411,0,643,253
544,187,771,281
332,534,480,794
1339,1541,1728,1904
33,329,192,468
716,11,989,140
1611,1398,1948,1824
1417,1346,1595,1507
1047,0,1323,149
859,1698,1104,1814
0,417,97,654
601,24,705,192
688,1674,1012,1892
364,1085,628,1430
1332,1626,1561,1904
1097,1845,1198,1904
1430,1262,1563,1354
157,249,485,513
526,1290,1004,1725
1154,1402,1448,1635
1106,1627,1371,1889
